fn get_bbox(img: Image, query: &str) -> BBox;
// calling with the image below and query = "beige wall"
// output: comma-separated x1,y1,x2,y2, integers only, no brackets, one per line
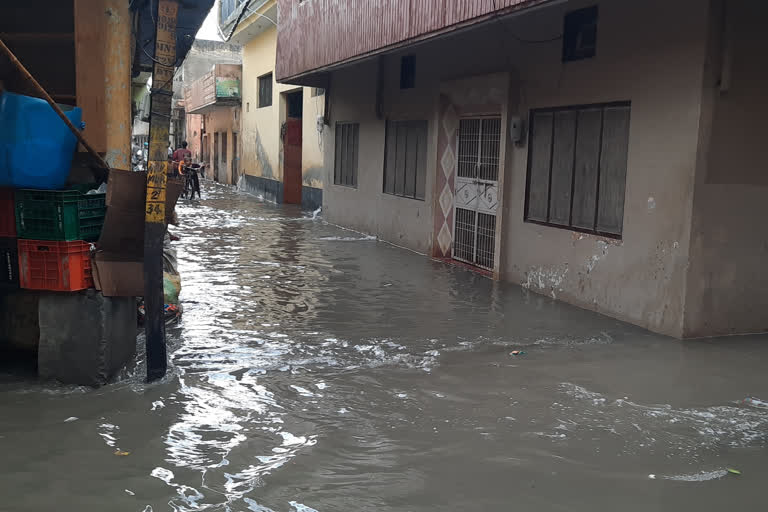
324,0,713,336
323,57,438,253
241,26,325,188
499,0,709,337
201,106,239,185
684,0,768,337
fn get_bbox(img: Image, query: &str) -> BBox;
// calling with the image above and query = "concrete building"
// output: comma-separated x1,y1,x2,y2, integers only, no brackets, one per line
222,0,324,209
184,63,243,184
275,0,768,339
170,39,242,183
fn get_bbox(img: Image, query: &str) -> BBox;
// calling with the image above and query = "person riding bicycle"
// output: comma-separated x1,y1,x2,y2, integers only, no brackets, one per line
172,141,191,164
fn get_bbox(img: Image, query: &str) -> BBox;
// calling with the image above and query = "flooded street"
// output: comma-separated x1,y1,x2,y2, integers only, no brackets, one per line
2,182,768,511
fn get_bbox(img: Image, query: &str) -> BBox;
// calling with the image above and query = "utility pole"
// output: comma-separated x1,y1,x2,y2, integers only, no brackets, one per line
144,0,178,381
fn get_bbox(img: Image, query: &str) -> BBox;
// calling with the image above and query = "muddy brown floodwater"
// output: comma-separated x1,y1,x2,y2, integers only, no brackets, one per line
2,182,768,511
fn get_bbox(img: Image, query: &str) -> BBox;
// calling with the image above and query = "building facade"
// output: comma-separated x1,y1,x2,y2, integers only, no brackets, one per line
275,0,768,339
222,0,324,209
184,63,242,184
170,40,243,184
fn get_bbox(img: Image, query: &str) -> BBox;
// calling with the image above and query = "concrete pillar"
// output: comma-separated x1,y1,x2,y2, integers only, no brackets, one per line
103,0,132,169
38,290,137,386
74,0,132,169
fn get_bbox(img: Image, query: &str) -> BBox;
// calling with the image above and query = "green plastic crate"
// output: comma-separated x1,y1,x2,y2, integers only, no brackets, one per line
15,188,106,241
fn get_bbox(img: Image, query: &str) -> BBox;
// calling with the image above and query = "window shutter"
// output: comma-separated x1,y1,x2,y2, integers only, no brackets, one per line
596,106,630,235
527,112,554,222
548,111,577,226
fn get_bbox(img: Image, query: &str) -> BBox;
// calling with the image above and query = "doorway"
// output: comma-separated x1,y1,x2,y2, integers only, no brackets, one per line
452,117,502,270
213,132,220,182
221,132,228,184
282,90,303,204
232,132,239,183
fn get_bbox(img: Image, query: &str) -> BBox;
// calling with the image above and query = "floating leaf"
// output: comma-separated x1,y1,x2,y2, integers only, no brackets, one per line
114,450,131,456
726,468,741,475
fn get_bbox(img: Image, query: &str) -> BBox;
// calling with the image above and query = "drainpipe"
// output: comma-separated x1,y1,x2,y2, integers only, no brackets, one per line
144,0,178,382
104,0,132,169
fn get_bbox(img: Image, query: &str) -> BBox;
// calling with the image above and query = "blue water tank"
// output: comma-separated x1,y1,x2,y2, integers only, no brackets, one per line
0,92,83,189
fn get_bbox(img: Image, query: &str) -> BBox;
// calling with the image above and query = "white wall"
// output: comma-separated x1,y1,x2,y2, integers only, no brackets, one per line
684,0,768,337
324,0,712,336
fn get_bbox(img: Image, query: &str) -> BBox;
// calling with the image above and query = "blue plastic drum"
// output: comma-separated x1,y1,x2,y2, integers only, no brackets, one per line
0,92,83,189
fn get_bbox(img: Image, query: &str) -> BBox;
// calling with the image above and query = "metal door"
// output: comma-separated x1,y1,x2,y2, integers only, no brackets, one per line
452,117,501,270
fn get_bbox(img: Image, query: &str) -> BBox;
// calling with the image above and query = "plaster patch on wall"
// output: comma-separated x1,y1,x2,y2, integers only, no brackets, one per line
245,129,274,179
302,166,323,188
522,265,569,299
586,241,610,274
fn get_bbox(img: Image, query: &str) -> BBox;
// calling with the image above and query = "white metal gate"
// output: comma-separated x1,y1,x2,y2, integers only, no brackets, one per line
453,117,501,270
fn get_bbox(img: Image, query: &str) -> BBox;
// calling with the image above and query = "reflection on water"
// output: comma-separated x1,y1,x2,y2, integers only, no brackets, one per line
1,182,768,512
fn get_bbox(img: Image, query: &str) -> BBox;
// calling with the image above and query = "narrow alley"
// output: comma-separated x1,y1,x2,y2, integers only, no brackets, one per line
2,184,768,512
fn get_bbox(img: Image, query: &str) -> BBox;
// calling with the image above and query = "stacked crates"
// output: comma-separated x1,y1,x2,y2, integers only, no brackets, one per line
0,91,98,293
0,188,19,289
11,186,106,292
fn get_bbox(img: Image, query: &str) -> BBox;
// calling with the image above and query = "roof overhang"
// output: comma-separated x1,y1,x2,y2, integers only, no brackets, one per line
277,0,565,87
220,0,277,46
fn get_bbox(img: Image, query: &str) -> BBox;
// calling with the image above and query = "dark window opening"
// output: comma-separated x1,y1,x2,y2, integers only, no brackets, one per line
525,102,630,238
383,120,428,200
286,91,303,118
258,73,273,108
334,122,359,188
400,55,416,89
562,6,598,62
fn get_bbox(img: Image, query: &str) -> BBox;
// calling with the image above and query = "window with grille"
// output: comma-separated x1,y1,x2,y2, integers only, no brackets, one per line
383,120,427,200
334,122,359,187
258,73,273,108
525,102,630,237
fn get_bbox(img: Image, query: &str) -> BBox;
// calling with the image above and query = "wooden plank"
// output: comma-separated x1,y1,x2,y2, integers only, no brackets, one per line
344,123,353,186
415,120,427,200
394,122,407,196
571,108,602,230
548,110,576,226
596,106,631,235
404,121,419,197
526,112,553,222
334,123,342,184
352,124,359,187
384,121,396,194
74,0,106,153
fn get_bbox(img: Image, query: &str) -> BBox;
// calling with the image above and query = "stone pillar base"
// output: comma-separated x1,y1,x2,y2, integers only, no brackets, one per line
38,289,136,386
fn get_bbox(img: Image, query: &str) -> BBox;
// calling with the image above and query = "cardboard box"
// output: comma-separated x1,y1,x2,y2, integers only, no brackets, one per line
92,170,182,297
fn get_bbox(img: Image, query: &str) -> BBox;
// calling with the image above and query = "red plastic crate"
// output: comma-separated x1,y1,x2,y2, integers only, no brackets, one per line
0,188,15,237
18,239,93,292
